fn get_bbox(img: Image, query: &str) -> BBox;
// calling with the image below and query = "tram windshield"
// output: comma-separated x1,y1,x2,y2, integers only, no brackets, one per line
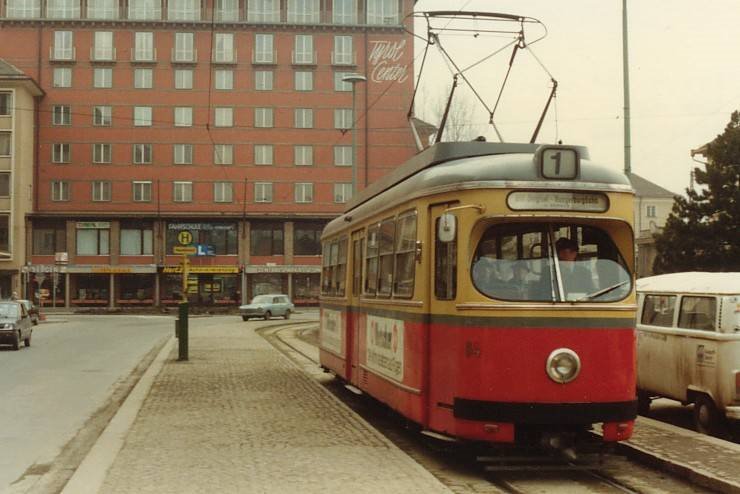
472,223,631,302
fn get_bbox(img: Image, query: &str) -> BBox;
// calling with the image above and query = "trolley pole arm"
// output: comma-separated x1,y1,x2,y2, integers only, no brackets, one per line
530,78,557,143
435,75,459,143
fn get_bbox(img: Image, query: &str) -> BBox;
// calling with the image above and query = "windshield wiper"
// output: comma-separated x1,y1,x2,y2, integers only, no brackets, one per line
576,280,630,302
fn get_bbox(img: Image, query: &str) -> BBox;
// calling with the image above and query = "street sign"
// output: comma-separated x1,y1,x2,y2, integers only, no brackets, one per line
177,231,193,245
195,244,215,256
173,246,197,255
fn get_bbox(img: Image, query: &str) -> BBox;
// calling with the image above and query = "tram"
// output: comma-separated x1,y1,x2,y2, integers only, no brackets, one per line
319,142,637,451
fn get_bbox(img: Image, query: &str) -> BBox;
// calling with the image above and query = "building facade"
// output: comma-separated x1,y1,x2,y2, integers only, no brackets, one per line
628,173,676,278
0,0,417,307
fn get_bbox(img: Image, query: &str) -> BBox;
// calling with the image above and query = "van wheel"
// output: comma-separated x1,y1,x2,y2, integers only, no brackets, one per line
263,311,271,320
637,391,651,415
12,331,20,351
24,332,31,347
694,394,721,435
241,316,248,321
284,310,291,320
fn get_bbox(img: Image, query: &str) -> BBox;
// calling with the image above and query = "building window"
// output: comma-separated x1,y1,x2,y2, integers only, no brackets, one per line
92,31,114,61
293,34,314,64
254,182,272,203
367,0,398,25
174,144,193,164
294,145,313,166
92,180,112,201
646,205,656,218
334,109,352,130
93,105,112,126
294,71,313,91
132,181,152,202
93,143,112,163
333,0,356,24
294,108,313,129
48,2,78,20
255,70,273,90
134,32,155,61
334,71,353,91
294,221,324,255
53,68,72,88
254,34,274,63
214,144,233,165
0,93,12,115
254,144,273,165
6,0,41,18
168,0,200,21
0,134,9,156
134,106,152,126
287,0,319,23
87,0,117,18
134,68,153,89
93,68,112,88
254,107,273,128
32,220,67,255
129,0,161,19
250,221,283,255
52,143,70,163
133,143,152,164
173,181,193,202
333,36,353,65
214,107,233,127
294,183,313,203
174,106,193,127
173,32,195,62
247,0,279,22
51,181,70,201
215,69,233,90
76,226,110,255
52,30,74,58
121,225,153,255
334,145,352,166
0,173,11,197
214,33,235,63
52,105,71,125
334,183,352,203
215,0,238,21
174,69,193,89
214,182,233,203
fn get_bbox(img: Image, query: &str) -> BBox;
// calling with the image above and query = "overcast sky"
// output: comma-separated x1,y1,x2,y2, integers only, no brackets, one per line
411,0,740,194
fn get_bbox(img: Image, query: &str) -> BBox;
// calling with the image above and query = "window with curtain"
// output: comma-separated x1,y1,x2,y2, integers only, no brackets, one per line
6,0,41,18
332,0,356,24
87,0,117,19
128,0,161,20
215,0,238,21
47,0,79,19
121,226,153,255
168,0,200,21
287,0,319,23
247,0,279,22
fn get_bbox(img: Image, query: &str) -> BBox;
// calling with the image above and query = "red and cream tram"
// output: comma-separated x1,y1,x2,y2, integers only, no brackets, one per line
319,142,637,449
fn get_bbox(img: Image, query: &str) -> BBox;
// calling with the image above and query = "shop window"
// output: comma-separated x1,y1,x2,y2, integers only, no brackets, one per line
118,274,154,301
165,222,237,255
292,273,319,303
250,221,283,255
293,221,324,255
121,226,153,255
32,220,67,255
250,273,286,298
74,274,108,302
76,227,109,255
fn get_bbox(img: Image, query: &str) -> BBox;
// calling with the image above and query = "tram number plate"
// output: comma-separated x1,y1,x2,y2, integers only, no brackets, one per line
540,147,578,179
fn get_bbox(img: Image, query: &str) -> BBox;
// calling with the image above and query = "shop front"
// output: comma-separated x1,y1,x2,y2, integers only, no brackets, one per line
67,265,158,307
23,264,66,308
244,265,320,305
160,265,240,306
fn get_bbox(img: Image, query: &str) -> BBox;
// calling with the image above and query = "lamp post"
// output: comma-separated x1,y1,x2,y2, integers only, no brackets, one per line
341,73,367,196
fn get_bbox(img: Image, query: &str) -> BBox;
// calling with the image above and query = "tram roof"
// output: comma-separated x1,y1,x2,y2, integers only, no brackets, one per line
637,272,740,295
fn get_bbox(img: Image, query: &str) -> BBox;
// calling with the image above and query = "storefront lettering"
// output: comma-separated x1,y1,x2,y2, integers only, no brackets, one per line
167,222,235,231
368,40,409,84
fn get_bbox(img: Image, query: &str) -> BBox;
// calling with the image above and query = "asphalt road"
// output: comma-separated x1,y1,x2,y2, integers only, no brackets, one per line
0,315,172,493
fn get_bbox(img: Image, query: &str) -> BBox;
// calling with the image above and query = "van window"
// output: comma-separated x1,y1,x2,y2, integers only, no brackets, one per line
641,294,676,327
678,296,716,331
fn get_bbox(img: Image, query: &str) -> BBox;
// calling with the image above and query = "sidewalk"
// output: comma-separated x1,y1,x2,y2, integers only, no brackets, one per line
65,318,450,494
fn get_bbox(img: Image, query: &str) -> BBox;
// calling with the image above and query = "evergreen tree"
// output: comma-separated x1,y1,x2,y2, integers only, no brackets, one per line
653,110,740,273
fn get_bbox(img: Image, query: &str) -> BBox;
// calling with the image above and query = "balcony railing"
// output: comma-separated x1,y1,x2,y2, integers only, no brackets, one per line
213,51,237,64
131,48,157,63
90,47,117,62
49,47,76,62
252,50,276,65
171,49,198,63
291,51,316,65
331,51,356,66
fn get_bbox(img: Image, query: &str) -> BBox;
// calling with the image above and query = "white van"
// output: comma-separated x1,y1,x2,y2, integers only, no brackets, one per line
636,272,740,435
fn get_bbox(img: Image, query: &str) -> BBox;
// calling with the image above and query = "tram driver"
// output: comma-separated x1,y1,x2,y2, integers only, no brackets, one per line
555,237,595,299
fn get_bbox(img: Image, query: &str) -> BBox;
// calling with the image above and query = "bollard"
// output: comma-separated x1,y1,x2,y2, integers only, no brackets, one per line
178,301,189,361
174,318,180,338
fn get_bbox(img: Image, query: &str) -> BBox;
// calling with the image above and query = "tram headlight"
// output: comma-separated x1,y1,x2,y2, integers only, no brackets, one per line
546,348,581,384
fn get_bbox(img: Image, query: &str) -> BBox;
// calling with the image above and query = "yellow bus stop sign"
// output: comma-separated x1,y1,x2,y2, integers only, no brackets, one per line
178,230,193,246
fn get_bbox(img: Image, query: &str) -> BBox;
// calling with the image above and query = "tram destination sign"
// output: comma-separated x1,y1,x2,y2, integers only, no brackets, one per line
507,191,608,213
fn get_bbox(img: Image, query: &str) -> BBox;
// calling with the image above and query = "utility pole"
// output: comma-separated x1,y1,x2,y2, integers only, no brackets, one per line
622,0,632,174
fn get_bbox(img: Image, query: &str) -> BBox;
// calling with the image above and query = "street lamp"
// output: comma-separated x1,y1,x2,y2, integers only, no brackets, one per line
341,73,367,196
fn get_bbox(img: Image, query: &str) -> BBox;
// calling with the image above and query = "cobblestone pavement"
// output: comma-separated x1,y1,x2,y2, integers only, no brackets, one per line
100,318,451,494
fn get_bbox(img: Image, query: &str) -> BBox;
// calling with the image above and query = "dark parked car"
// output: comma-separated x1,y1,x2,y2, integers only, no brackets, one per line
0,300,33,350
17,299,39,325
239,294,294,321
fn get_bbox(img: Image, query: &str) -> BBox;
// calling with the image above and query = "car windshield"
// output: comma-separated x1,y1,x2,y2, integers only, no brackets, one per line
471,222,632,302
251,295,274,304
0,303,19,318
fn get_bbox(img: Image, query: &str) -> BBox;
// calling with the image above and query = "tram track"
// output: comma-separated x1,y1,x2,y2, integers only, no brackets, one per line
257,322,709,494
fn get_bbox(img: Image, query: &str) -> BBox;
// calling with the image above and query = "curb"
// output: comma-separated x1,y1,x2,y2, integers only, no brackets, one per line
60,336,176,494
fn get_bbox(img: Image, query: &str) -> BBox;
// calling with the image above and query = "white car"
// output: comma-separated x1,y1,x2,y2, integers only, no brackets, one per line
239,294,294,321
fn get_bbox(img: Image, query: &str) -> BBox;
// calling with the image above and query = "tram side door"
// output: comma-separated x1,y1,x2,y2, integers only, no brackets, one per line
348,229,364,386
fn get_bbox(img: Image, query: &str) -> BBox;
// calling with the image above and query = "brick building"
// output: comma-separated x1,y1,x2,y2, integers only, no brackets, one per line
0,0,417,307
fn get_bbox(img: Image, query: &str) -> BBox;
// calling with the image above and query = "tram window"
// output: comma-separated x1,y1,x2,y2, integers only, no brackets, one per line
335,238,348,296
320,238,347,297
365,226,379,296
393,211,417,298
352,238,363,296
641,294,676,327
435,217,457,300
472,223,631,303
678,296,716,331
321,242,331,295
377,218,396,297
